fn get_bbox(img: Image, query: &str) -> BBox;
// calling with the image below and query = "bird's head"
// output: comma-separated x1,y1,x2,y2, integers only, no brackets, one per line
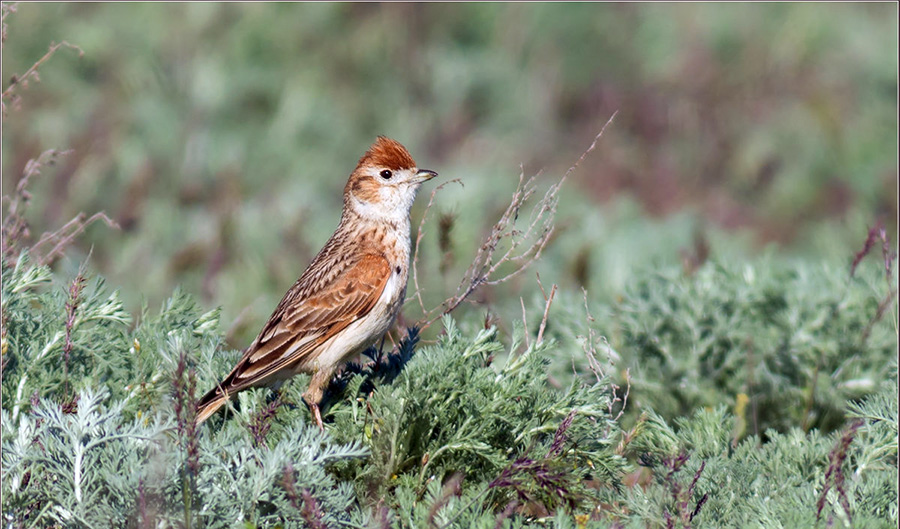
343,136,438,223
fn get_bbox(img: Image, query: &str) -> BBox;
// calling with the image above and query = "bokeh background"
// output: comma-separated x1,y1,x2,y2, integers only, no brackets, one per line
3,2,897,348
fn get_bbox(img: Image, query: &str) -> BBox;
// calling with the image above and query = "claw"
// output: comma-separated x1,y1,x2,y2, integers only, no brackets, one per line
311,403,324,431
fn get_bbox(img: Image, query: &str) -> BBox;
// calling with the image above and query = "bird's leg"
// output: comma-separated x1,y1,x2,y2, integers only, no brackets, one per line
373,335,387,366
268,380,285,403
303,368,332,431
311,402,324,430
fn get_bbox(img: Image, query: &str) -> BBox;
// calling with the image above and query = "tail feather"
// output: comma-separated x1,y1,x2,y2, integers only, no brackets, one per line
195,386,230,425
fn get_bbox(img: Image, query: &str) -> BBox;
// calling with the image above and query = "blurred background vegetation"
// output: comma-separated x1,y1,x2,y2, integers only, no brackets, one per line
2,7,898,523
3,2,897,350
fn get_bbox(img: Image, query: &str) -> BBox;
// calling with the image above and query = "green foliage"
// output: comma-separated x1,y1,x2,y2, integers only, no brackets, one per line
1,389,170,526
845,378,899,491
1,257,369,528
4,252,896,527
553,257,897,437
610,391,897,528
328,317,625,519
2,256,130,413
1,257,629,527
193,423,368,528
0,255,217,421
348,320,617,479
214,317,628,525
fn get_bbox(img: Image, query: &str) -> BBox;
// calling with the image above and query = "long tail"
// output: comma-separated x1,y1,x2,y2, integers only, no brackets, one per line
195,385,230,425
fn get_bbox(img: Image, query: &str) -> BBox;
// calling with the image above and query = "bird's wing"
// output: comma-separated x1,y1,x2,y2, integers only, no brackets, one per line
214,253,391,396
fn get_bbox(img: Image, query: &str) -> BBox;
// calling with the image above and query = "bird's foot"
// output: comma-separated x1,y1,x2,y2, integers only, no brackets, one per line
311,403,324,431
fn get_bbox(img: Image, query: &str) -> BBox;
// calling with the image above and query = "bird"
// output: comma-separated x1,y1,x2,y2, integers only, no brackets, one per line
195,136,437,429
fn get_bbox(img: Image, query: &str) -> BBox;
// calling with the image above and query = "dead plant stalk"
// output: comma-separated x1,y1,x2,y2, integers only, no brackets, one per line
411,111,618,330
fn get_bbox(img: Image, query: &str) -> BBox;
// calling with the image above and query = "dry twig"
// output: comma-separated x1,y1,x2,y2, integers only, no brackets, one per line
2,35,83,115
2,149,70,258
409,179,464,316
535,280,558,345
418,112,618,329
31,212,118,266
579,287,605,381
578,287,630,427
1,2,15,48
519,297,531,350
1,148,119,265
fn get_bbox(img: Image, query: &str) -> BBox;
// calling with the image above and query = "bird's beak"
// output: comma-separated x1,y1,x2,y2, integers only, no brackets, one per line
415,169,438,182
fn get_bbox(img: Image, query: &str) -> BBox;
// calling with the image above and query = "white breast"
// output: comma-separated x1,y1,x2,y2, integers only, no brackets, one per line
304,259,407,373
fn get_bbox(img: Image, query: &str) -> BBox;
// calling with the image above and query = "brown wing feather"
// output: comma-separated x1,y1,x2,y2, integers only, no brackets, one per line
203,253,390,403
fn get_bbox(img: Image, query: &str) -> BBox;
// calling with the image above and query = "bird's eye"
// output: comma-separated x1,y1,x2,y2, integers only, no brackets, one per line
379,170,393,180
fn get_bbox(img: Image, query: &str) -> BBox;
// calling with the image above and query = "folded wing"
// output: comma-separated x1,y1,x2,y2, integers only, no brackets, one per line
195,253,390,422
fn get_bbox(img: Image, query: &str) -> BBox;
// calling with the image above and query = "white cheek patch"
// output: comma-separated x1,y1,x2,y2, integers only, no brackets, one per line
350,195,381,218
351,188,412,225
380,186,391,202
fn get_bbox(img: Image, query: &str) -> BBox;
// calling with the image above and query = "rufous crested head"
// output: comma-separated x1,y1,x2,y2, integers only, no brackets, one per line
355,136,417,171
343,137,437,221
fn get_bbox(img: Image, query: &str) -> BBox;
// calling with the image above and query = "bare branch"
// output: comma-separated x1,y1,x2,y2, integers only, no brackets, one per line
578,287,630,428
408,179,464,317
614,368,631,423
419,112,618,329
535,272,548,300
0,2,16,51
535,283,558,345
2,39,84,105
579,287,605,382
1,150,119,267
519,297,530,350
31,212,119,267
2,149,72,260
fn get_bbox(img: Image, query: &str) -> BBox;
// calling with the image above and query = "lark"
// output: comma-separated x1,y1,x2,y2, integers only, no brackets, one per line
195,137,437,429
